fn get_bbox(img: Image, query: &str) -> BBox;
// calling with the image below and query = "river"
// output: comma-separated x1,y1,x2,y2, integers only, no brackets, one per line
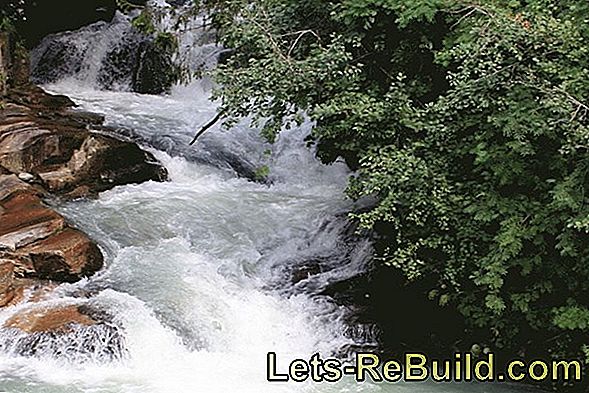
0,7,539,393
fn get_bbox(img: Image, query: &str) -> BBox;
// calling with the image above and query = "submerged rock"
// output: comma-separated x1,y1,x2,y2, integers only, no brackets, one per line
0,304,127,362
5,304,96,334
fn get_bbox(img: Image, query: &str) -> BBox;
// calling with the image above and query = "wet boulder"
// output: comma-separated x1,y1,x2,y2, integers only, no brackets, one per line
0,175,104,282
5,304,97,334
29,39,85,85
0,97,167,197
0,303,127,361
31,15,179,95
132,38,180,95
0,197,65,252
19,229,104,282
64,134,168,193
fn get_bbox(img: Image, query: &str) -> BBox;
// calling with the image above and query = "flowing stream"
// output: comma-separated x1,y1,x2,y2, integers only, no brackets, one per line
0,7,538,393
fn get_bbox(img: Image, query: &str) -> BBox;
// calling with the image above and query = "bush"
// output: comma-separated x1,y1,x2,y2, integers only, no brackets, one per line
202,0,589,384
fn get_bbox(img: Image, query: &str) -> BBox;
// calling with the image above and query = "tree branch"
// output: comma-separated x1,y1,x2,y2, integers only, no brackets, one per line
287,30,321,57
189,110,225,145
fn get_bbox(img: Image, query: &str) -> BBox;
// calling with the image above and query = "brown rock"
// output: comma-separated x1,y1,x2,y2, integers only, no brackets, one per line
0,127,54,173
0,87,166,198
0,121,37,135
0,174,103,282
66,134,168,193
0,279,57,308
0,126,88,175
0,201,65,251
0,174,102,281
4,305,96,333
0,261,14,292
0,253,34,277
65,185,92,199
0,103,32,121
1,303,125,361
6,85,75,110
20,228,103,282
0,261,28,308
37,167,76,192
0,174,37,202
1,192,43,211
0,288,23,308
66,110,105,126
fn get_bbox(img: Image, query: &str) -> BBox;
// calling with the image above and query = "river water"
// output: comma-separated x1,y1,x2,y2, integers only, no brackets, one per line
0,8,538,393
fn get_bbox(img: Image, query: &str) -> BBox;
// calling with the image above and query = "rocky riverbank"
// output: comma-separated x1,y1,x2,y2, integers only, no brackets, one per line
0,80,167,334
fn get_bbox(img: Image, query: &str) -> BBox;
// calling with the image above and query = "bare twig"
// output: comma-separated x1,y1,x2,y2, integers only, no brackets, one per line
189,111,225,145
451,7,479,28
253,8,289,61
527,84,589,123
287,30,321,57
556,88,589,122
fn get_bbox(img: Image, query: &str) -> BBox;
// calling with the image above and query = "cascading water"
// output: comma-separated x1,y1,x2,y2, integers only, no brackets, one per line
0,3,538,393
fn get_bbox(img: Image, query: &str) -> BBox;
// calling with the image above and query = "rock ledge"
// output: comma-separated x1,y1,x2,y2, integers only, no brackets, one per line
0,85,167,336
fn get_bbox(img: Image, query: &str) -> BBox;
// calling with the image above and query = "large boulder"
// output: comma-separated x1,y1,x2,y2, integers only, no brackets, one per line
28,39,86,85
0,174,104,282
31,14,179,95
0,198,65,252
132,39,180,94
0,97,167,197
19,229,104,282
64,134,168,193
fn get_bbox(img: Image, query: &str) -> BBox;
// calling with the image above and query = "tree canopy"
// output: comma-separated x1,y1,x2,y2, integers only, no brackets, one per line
200,0,589,381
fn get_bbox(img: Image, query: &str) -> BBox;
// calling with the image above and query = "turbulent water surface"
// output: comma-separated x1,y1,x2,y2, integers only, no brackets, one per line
0,7,539,393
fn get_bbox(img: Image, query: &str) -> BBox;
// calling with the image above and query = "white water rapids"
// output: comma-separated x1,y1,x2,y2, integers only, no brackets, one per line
0,7,538,393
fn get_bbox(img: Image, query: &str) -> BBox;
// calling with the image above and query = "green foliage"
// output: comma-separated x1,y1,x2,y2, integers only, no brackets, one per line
554,305,589,330
0,17,12,33
154,32,179,53
0,1,20,32
132,10,156,35
116,0,144,13
205,0,589,372
254,165,270,182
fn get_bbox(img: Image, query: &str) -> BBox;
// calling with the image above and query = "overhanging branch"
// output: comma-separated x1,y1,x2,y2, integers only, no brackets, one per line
189,110,225,145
